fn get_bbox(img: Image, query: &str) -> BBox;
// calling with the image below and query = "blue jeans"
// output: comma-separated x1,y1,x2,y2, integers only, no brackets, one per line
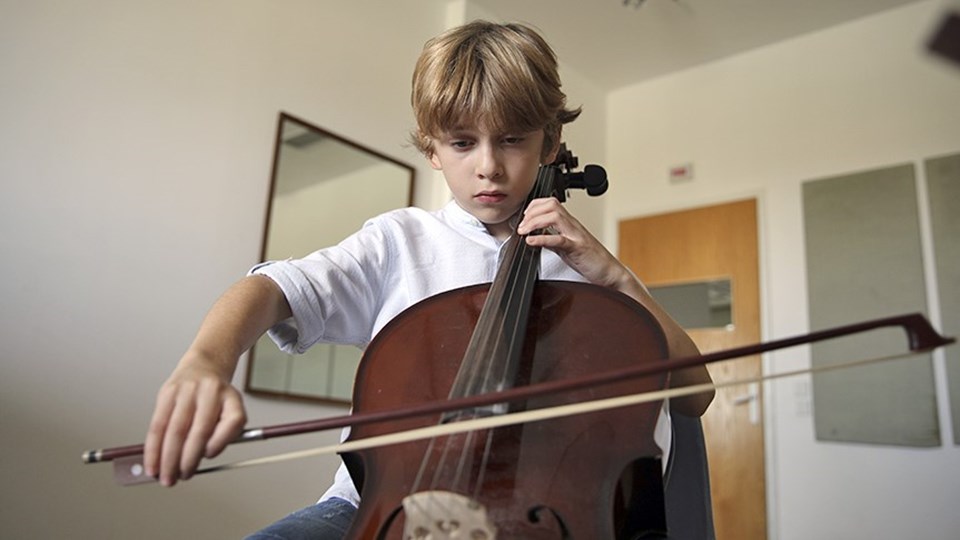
245,497,357,540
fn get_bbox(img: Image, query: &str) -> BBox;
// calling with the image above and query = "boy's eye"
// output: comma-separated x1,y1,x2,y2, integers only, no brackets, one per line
450,140,473,149
502,136,524,145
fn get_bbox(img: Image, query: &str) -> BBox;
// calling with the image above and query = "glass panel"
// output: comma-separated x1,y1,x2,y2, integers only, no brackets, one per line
647,279,733,329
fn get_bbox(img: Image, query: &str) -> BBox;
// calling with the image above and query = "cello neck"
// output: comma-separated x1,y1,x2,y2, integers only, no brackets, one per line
443,165,561,414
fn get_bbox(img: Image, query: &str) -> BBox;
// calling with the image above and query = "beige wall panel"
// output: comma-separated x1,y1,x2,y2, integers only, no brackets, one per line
803,164,938,446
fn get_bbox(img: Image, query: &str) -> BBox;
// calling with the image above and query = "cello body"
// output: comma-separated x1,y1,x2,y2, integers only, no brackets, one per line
343,280,671,539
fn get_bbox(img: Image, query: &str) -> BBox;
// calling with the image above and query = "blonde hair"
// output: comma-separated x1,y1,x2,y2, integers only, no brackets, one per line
410,21,581,158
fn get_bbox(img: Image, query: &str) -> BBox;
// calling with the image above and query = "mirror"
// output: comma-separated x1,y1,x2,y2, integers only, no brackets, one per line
245,112,415,404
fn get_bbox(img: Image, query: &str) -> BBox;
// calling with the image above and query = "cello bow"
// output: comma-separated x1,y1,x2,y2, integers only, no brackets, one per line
84,312,953,485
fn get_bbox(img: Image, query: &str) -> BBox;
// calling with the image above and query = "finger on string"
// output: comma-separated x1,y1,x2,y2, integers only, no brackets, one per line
525,233,567,249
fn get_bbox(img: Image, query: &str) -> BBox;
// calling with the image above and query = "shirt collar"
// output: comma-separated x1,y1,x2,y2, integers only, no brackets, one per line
443,199,487,231
441,200,519,246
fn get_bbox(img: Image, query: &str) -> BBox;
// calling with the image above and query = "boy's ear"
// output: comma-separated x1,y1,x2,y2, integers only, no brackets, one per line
541,138,561,165
428,152,442,170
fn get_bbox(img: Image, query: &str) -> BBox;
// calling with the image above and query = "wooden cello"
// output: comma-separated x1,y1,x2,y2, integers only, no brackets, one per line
342,147,673,538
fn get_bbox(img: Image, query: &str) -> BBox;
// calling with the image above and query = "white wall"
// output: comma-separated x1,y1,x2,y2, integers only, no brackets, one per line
606,1,960,538
5,0,958,538
0,1,449,538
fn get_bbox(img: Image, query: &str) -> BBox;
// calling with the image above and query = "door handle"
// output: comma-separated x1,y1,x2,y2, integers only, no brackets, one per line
732,382,760,424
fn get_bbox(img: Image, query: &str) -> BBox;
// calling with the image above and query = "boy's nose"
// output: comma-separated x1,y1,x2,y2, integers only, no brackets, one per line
475,146,503,180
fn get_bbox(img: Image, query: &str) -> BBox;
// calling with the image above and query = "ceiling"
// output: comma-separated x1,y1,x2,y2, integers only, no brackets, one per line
470,0,931,91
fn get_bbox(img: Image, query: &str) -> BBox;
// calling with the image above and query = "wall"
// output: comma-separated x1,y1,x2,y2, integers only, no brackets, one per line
0,1,449,538
0,1,610,537
605,1,960,538
5,0,956,538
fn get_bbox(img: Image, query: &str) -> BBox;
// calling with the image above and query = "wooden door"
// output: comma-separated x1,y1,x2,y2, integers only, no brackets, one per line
619,198,765,540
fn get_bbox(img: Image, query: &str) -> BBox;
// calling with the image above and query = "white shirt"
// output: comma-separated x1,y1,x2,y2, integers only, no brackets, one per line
253,200,670,506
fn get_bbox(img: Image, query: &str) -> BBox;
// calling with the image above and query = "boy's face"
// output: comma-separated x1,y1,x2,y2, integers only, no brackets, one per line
429,126,557,238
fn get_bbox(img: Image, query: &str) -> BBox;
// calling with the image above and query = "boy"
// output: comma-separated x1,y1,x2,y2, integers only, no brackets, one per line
144,20,713,538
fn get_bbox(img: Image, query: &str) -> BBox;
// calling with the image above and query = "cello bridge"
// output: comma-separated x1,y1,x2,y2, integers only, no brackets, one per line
402,490,496,539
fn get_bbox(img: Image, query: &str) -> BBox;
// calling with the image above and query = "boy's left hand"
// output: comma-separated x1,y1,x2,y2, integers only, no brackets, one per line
517,197,629,290
518,197,715,416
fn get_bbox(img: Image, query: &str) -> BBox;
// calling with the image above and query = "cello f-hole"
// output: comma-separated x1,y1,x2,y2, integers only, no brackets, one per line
527,505,573,539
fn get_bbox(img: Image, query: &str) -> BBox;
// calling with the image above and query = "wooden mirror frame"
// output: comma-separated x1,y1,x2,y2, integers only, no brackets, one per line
245,112,415,405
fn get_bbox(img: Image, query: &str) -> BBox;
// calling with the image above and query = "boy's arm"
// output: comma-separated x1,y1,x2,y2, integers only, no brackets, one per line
519,198,715,416
144,275,292,486
611,276,715,417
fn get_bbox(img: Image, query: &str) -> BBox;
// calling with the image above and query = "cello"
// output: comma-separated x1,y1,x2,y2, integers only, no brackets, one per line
341,146,675,538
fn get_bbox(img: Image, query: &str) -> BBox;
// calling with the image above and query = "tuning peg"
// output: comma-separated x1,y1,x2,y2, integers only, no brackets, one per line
565,165,608,197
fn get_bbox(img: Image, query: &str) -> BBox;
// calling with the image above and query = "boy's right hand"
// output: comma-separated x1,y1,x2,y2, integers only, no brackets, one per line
143,355,247,486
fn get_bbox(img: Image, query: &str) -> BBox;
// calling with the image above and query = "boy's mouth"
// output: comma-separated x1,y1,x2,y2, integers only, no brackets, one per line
475,191,507,204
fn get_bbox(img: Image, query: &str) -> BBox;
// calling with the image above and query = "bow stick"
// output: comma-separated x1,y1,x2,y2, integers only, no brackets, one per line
83,312,953,485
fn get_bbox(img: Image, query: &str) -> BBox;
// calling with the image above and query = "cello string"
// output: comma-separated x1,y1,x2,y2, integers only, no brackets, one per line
411,167,554,500
180,348,924,480
449,230,542,501
414,250,517,498
450,429,477,490
453,166,553,496
482,164,552,404
416,432,478,520
423,236,527,494
410,432,440,492
430,167,553,489
470,425,497,502
424,430,462,492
